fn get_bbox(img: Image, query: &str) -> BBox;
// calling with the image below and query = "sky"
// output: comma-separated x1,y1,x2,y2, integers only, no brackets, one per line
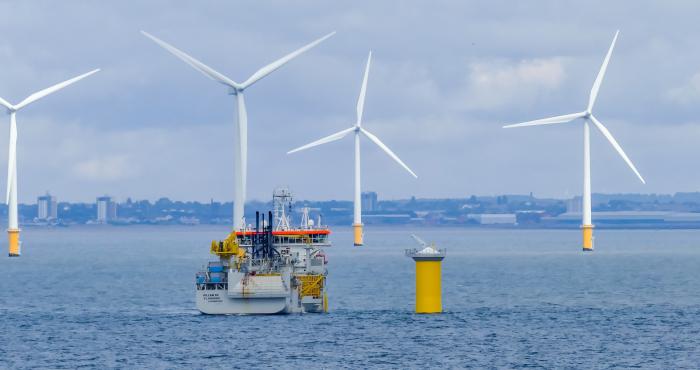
0,1,699,203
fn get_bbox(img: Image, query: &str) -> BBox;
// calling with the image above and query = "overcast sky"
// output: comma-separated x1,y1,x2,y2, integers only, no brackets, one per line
0,1,699,203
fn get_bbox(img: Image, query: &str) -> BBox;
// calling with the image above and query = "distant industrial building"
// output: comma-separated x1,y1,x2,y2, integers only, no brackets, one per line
361,191,378,212
363,213,412,224
96,196,117,223
467,213,517,225
37,193,57,220
516,210,545,225
545,211,700,227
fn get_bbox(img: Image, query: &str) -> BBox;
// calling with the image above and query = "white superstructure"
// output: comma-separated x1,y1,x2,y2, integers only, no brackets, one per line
196,189,330,315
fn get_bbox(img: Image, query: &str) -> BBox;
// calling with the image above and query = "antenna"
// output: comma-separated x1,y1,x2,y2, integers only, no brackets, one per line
300,207,311,229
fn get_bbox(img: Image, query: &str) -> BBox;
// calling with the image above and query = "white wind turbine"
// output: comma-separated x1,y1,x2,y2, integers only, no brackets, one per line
503,30,645,251
142,31,335,230
1,68,100,257
288,52,417,246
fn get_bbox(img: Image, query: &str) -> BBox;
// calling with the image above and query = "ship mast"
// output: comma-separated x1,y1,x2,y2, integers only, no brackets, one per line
273,187,293,231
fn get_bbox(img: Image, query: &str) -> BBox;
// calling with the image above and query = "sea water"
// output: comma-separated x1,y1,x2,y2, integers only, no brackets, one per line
1,226,700,368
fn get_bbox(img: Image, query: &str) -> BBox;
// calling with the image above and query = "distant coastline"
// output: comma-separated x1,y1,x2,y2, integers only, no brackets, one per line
10,192,700,230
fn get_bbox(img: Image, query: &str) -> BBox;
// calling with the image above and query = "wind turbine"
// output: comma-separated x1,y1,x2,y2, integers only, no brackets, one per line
503,30,645,251
142,30,335,230
288,52,417,246
1,68,100,257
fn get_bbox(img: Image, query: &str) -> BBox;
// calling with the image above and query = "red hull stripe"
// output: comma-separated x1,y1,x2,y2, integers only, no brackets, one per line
235,230,331,236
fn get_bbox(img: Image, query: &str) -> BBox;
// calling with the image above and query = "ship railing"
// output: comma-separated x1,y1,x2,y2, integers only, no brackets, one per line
248,257,287,271
405,248,446,258
196,282,228,290
235,239,330,249
273,235,329,245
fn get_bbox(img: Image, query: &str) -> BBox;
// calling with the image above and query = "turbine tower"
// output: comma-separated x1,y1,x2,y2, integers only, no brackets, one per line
142,31,335,230
288,52,417,246
1,69,100,257
503,31,645,251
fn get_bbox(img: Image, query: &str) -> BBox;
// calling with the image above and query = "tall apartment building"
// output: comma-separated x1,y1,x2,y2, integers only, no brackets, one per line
361,191,378,212
37,193,58,220
96,196,117,223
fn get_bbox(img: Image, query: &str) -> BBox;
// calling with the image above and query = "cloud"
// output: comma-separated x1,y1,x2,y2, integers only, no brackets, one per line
0,1,699,202
460,58,566,110
72,155,136,181
666,72,700,105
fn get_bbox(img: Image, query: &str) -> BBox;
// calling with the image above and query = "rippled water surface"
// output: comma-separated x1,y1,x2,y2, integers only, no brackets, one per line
2,226,700,368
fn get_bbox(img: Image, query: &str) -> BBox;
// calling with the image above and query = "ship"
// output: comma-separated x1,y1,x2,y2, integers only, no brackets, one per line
196,188,330,314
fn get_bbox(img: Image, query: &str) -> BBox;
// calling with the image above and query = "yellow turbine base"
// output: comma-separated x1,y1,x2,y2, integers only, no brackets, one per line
8,229,20,257
353,223,363,246
415,260,442,313
323,292,328,313
582,224,594,252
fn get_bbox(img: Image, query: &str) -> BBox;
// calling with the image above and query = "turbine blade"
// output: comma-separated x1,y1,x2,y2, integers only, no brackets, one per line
14,69,100,110
356,51,372,126
6,115,16,204
590,115,645,184
360,127,417,178
588,30,619,112
141,31,239,88
0,97,14,111
287,127,355,154
241,31,335,89
503,112,586,128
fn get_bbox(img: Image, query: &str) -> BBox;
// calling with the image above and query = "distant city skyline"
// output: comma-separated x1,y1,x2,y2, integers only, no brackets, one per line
1,2,700,203
8,189,700,229
21,189,700,205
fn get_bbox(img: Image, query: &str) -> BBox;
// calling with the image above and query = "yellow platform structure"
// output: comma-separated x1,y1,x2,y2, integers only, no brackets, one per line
406,242,445,314
582,224,594,252
8,229,20,257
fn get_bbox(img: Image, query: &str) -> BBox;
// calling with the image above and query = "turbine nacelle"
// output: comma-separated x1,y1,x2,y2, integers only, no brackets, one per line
0,100,16,115
1,103,18,114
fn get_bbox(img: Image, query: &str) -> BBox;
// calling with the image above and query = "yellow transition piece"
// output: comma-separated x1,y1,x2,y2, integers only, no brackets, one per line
353,223,363,246
582,224,594,252
415,260,442,313
8,229,20,257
